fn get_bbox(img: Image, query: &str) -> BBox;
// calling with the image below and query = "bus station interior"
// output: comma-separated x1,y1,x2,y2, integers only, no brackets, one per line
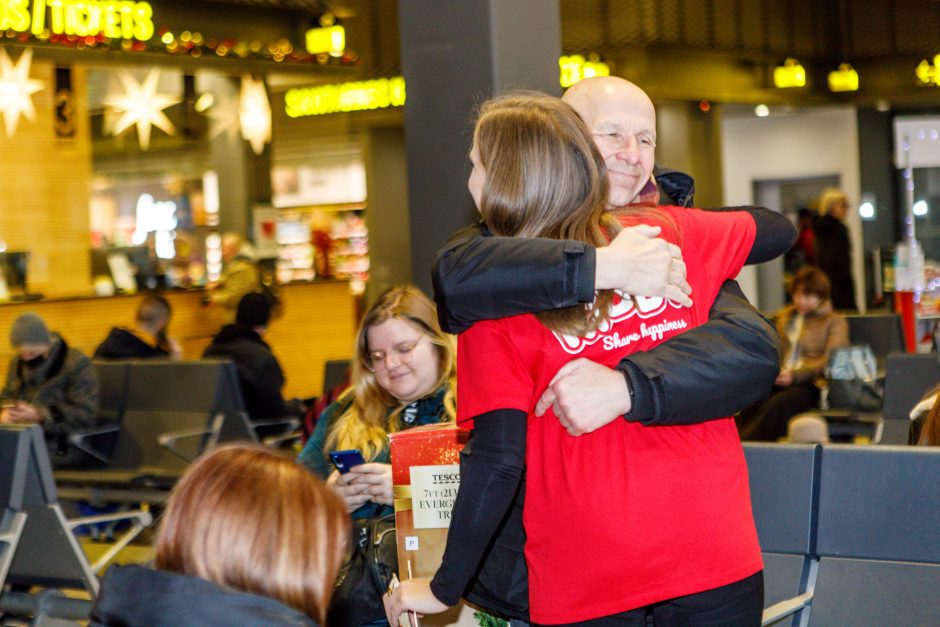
3,1,940,624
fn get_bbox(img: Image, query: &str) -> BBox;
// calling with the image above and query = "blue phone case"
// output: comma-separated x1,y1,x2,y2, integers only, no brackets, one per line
330,449,366,473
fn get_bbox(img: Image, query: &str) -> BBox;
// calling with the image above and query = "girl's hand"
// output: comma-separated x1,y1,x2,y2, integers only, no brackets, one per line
348,462,394,505
384,578,449,625
326,469,372,512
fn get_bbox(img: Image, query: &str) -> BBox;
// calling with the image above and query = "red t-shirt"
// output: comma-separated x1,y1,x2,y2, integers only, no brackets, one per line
457,207,763,624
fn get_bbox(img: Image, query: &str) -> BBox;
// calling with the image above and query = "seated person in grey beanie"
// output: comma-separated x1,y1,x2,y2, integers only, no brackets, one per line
1,312,100,468
203,293,306,436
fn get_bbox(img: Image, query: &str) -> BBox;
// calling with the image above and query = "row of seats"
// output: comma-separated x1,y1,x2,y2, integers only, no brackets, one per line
746,442,940,626
55,360,260,504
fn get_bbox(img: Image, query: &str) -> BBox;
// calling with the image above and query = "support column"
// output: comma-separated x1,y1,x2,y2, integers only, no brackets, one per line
397,0,561,296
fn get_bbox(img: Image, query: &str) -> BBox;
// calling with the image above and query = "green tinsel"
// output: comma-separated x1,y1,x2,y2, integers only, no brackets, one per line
473,610,509,627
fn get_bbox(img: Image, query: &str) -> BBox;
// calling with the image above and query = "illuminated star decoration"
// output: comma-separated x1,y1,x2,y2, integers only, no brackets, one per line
104,68,181,150
206,95,240,141
239,74,272,155
0,48,44,138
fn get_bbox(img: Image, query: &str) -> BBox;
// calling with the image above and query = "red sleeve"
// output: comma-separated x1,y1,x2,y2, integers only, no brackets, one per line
672,207,756,284
457,319,534,428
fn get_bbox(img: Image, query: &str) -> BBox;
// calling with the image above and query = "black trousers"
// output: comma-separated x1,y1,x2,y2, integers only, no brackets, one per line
737,383,820,442
532,570,764,627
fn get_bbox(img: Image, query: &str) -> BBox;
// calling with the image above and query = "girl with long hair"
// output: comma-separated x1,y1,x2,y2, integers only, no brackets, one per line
387,92,764,625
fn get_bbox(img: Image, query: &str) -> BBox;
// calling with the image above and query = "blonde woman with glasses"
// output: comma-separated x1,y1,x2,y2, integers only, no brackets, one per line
298,284,456,517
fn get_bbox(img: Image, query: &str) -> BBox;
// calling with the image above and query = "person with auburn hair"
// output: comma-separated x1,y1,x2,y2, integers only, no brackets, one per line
297,284,456,624
388,92,764,625
90,444,349,626
908,383,940,446
738,266,849,442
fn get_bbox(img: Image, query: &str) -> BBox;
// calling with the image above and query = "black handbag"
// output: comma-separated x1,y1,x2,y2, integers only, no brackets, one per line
328,513,398,626
825,345,884,412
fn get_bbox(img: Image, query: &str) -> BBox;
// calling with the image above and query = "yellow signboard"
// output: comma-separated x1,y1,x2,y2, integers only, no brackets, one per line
285,76,406,118
0,0,154,41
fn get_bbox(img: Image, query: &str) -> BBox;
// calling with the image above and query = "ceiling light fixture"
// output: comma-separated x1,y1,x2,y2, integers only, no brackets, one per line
773,58,806,88
828,63,859,92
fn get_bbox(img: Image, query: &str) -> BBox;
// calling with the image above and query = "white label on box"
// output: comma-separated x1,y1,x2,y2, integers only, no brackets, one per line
409,464,460,529
405,536,419,551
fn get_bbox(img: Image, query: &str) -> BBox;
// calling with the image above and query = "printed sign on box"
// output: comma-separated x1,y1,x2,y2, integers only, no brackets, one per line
409,464,460,529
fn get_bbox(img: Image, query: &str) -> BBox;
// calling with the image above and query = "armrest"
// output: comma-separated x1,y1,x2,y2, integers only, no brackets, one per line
263,430,303,449
66,508,154,573
761,591,814,626
250,416,300,433
157,413,225,462
68,423,121,464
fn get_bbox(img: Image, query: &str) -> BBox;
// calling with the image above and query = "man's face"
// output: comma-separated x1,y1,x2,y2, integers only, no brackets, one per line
16,344,49,362
565,79,657,208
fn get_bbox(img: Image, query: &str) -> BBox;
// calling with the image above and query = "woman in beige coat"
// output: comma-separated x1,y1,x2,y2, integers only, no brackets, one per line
738,266,849,441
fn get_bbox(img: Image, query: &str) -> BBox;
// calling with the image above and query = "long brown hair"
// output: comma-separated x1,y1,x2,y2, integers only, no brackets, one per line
474,92,619,336
918,392,940,446
324,285,457,461
154,444,349,623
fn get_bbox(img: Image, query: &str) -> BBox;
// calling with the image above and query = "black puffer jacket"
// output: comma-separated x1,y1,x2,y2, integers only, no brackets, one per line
202,324,296,422
90,565,318,627
93,327,169,360
2,334,99,468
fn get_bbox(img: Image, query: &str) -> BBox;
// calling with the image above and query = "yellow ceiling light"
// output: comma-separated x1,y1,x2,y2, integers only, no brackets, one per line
306,24,345,56
773,58,806,88
828,63,859,92
916,55,940,86
239,75,271,155
104,68,180,150
0,48,44,137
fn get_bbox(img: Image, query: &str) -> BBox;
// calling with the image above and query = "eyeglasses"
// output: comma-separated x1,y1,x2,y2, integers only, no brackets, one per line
364,336,426,372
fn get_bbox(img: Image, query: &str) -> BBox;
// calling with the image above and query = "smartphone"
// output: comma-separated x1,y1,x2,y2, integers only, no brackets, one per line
330,449,366,474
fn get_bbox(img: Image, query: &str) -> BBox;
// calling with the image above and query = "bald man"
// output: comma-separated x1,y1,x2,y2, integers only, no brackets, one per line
433,76,794,437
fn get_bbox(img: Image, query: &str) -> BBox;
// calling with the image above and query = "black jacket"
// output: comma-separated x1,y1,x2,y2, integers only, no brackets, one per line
813,213,856,310
93,327,169,360
432,189,796,425
90,564,318,627
202,324,295,422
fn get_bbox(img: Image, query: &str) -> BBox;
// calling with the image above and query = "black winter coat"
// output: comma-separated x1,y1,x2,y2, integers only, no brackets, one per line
202,324,294,422
93,327,169,360
432,177,795,426
90,565,318,626
813,213,856,310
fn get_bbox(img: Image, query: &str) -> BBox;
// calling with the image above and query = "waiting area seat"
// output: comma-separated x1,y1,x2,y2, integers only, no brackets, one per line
0,425,152,624
878,353,940,444
54,360,257,504
745,442,940,626
844,313,906,369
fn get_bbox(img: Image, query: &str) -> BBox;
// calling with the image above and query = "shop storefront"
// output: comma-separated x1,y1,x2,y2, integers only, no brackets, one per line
0,0,376,395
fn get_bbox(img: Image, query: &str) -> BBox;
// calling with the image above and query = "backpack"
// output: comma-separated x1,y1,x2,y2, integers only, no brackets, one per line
824,345,884,411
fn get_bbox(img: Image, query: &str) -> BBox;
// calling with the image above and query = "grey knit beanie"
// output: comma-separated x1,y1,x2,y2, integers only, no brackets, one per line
10,313,52,348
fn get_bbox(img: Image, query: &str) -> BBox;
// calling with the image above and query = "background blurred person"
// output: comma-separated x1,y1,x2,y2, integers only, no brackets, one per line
813,188,856,310
90,444,349,626
207,232,261,320
738,266,849,442
1,312,99,468
94,295,182,360
203,293,307,434
297,284,455,625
